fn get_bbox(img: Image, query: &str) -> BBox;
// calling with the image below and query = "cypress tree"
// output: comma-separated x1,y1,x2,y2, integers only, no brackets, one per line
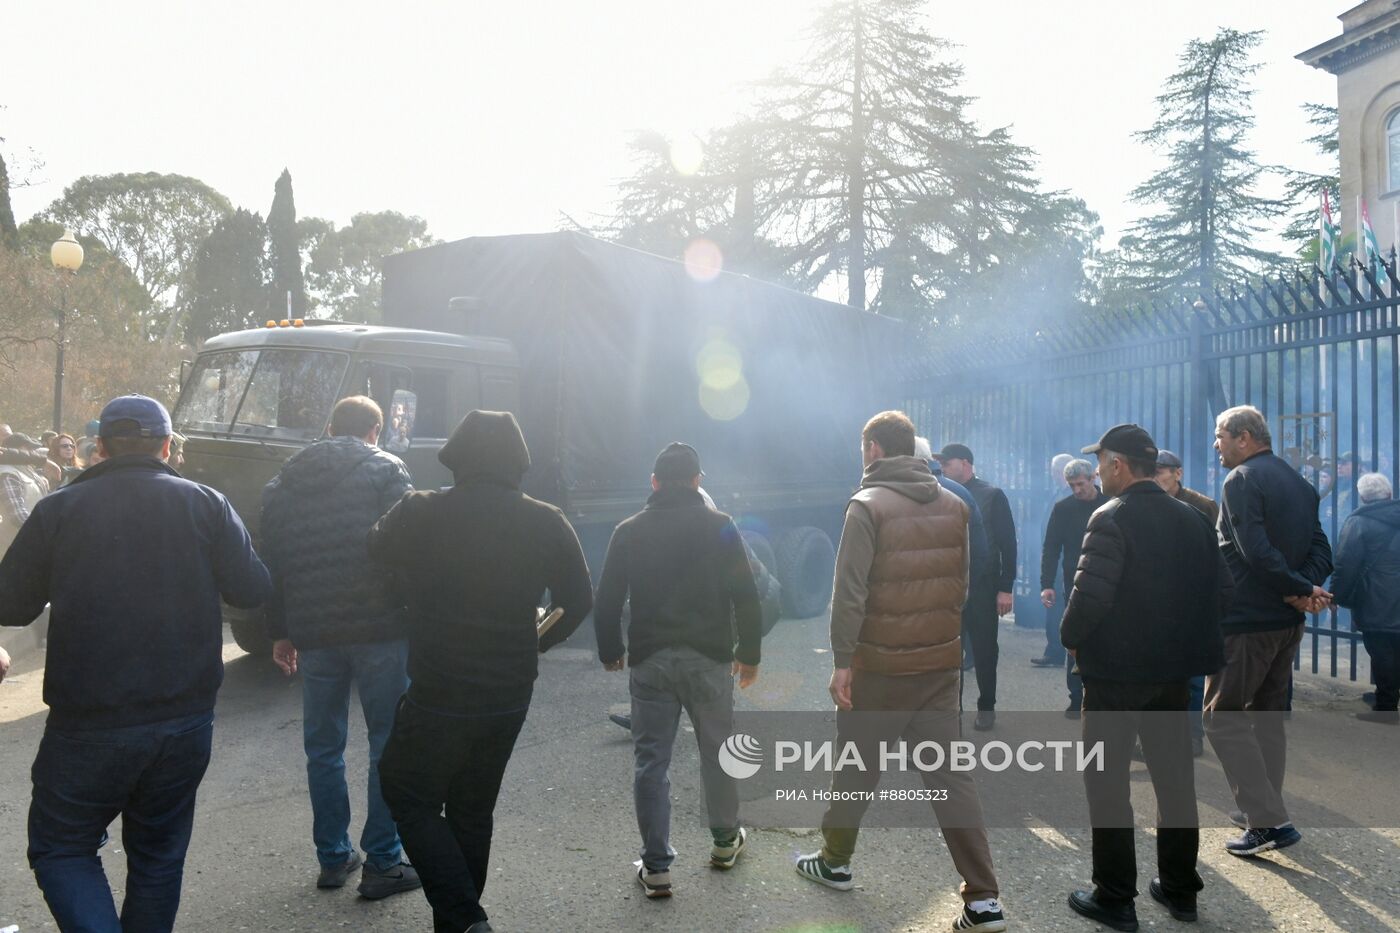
267,168,306,317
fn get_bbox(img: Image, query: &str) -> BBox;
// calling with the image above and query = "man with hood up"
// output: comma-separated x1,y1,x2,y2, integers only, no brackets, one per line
369,409,592,933
260,395,421,898
795,411,1006,933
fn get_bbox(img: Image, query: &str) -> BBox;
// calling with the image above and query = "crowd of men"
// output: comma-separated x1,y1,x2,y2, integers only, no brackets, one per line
1,393,1397,933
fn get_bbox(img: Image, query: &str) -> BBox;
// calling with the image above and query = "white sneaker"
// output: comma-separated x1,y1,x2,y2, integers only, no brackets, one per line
710,827,747,869
635,863,672,898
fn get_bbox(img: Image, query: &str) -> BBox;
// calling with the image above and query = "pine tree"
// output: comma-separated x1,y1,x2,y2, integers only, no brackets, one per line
267,168,306,318
1123,28,1284,297
1280,103,1342,260
0,150,17,248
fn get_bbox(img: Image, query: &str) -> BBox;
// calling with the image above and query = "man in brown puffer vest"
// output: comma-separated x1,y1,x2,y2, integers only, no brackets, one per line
795,411,1007,933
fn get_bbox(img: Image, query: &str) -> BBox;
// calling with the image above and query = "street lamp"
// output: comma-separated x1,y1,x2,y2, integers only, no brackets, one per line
50,230,84,432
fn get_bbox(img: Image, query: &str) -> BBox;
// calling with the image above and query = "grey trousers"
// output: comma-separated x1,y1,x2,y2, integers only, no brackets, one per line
630,646,740,871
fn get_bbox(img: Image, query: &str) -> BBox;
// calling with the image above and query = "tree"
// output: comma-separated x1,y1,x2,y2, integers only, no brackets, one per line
0,150,17,247
1280,103,1341,261
186,209,271,343
44,172,232,338
267,168,306,319
303,211,436,322
1119,28,1284,298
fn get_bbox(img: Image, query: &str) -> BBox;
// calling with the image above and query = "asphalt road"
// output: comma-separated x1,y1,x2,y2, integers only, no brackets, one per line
1,617,1397,932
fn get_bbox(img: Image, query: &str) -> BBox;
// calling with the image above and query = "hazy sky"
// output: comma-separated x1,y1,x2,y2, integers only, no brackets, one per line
4,1,1341,253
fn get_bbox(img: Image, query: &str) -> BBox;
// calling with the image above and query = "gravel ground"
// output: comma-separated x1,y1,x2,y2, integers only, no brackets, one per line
1,616,1396,932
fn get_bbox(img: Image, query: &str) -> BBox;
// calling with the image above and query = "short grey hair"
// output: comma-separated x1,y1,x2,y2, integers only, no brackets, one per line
1051,452,1074,473
914,436,933,460
1064,458,1096,482
1217,405,1271,446
1358,472,1393,503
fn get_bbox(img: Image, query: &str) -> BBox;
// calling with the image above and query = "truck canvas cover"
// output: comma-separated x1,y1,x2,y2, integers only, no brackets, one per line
382,232,905,508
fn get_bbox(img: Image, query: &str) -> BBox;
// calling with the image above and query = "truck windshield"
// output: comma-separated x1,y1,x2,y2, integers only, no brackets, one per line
174,348,348,440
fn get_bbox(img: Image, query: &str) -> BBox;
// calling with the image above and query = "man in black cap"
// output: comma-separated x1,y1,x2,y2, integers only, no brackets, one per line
0,395,271,932
595,442,762,899
1154,450,1219,526
936,442,1017,731
369,410,593,933
1061,424,1229,931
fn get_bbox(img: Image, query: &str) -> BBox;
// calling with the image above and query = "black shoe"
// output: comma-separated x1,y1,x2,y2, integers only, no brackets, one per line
609,713,632,730
973,710,995,731
1356,709,1399,724
316,851,363,889
1068,889,1138,931
1149,878,1197,922
1030,655,1061,668
357,860,422,899
465,923,494,933
953,899,1007,931
1363,691,1377,706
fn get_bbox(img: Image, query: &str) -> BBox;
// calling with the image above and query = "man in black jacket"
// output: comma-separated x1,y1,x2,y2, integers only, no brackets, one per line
1208,405,1332,858
1332,472,1400,723
1039,458,1106,717
1061,424,1229,932
369,410,593,933
595,442,761,899
937,443,1017,731
261,395,419,898
0,395,270,932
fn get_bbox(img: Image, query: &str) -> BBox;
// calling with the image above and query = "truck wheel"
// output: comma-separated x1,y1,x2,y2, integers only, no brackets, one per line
740,530,776,577
776,526,836,619
229,615,272,658
740,530,783,635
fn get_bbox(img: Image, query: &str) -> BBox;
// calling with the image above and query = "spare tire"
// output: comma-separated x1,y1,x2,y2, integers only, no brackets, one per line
775,526,836,619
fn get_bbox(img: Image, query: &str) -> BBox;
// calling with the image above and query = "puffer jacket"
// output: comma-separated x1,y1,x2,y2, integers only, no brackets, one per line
261,436,412,648
1062,480,1230,683
831,455,969,674
1332,498,1400,633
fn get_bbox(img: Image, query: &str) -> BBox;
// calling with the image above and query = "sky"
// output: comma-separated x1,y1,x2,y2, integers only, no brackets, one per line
3,1,1342,255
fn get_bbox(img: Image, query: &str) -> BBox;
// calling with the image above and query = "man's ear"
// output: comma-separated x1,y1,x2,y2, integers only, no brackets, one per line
651,474,660,492
160,436,173,461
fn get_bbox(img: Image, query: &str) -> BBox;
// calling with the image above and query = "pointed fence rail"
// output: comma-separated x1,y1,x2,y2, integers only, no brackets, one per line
907,251,1400,681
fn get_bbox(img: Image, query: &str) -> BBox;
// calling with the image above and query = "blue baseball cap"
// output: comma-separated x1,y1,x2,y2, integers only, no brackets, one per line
99,395,172,438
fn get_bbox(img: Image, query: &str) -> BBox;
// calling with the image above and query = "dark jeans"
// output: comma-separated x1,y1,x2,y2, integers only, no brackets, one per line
1362,631,1400,711
28,711,214,933
1043,572,1066,662
962,586,999,711
1203,624,1301,828
1081,680,1201,906
379,697,528,933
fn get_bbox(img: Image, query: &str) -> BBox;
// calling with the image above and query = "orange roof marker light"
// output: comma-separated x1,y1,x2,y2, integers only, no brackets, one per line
292,319,305,327
265,320,277,328
279,319,290,327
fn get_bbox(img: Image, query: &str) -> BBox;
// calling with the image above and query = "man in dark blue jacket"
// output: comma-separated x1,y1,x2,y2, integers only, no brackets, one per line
261,395,420,898
1331,472,1400,724
1207,405,1333,858
0,395,269,933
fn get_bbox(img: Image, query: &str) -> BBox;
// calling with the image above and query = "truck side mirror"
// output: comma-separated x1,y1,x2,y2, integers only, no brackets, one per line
384,389,417,454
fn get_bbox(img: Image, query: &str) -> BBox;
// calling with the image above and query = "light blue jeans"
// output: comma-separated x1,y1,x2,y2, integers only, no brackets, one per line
300,639,409,870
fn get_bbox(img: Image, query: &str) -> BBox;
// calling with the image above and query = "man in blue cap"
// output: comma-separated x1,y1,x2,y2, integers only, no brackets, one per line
0,394,270,932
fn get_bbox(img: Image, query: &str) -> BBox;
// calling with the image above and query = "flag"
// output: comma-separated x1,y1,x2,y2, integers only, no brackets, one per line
1361,199,1384,286
1319,188,1338,272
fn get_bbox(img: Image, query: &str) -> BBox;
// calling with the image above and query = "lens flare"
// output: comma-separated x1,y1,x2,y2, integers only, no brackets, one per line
700,375,750,421
669,134,704,175
683,238,723,282
696,338,743,390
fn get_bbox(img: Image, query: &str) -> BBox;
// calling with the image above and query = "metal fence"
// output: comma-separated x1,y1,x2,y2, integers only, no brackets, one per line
908,254,1400,681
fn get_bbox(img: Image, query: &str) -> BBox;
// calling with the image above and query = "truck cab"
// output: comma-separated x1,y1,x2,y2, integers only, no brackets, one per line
171,320,519,653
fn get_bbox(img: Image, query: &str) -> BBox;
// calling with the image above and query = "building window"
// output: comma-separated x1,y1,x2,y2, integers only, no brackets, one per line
1390,109,1400,193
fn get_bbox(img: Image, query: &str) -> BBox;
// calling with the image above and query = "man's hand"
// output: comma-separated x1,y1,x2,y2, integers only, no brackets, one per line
0,645,10,683
829,667,853,711
272,639,298,676
733,661,759,689
1040,588,1056,609
996,592,1014,616
1284,585,1332,615
602,658,625,672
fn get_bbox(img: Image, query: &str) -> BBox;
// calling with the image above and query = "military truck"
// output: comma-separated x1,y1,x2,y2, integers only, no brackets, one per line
172,232,904,654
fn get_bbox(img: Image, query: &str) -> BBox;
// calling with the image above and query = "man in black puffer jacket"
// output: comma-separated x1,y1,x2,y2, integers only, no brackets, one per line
1060,424,1231,932
369,410,593,933
261,395,420,899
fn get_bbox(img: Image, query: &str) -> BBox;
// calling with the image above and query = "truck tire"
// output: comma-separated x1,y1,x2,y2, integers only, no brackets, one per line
740,530,783,635
229,615,272,658
775,526,836,620
740,530,776,577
